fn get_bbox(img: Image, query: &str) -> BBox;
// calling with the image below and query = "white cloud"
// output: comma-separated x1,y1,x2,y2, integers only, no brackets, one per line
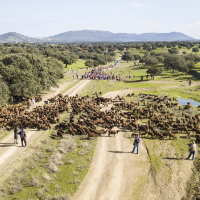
131,3,147,8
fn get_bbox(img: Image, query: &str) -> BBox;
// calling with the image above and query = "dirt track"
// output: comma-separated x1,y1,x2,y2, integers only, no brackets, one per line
0,80,90,175
73,125,150,200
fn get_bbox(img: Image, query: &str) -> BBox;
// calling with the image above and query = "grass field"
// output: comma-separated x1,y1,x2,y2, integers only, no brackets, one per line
64,59,87,71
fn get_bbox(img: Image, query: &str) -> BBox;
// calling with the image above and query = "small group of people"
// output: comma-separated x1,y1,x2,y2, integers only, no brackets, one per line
14,127,27,147
131,134,197,161
28,97,35,106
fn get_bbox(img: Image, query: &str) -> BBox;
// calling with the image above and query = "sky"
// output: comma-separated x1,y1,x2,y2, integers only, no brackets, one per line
0,0,200,39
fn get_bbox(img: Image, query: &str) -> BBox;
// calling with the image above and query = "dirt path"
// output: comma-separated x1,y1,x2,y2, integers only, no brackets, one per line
73,107,150,200
73,84,194,200
0,80,90,175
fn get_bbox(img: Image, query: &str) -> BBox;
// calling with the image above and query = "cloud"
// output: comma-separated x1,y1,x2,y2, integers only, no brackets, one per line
131,3,147,8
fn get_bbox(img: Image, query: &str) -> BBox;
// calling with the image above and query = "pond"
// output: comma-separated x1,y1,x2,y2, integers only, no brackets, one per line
177,98,200,107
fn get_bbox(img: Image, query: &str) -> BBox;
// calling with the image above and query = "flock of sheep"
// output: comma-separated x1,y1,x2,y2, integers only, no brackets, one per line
0,91,200,144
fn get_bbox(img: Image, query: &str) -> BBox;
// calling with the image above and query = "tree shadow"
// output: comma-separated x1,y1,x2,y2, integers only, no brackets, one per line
162,157,184,160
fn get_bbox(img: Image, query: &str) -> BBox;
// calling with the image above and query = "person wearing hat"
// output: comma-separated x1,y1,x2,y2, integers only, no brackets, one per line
14,127,19,144
19,128,27,147
187,141,197,160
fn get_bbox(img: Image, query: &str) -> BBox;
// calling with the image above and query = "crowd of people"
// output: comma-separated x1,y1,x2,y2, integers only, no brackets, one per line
80,67,122,81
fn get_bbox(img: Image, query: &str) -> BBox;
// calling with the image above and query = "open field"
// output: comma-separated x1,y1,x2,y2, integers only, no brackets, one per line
64,59,87,71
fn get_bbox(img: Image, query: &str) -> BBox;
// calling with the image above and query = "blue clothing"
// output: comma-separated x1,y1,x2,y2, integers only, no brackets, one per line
131,143,140,154
188,151,195,160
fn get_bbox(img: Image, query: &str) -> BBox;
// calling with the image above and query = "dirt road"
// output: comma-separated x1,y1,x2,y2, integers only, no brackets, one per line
73,120,150,200
0,80,90,175
73,86,194,200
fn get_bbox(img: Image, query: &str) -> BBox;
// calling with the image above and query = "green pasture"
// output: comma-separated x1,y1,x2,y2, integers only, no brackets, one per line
64,59,87,71
81,80,176,97
141,85,200,103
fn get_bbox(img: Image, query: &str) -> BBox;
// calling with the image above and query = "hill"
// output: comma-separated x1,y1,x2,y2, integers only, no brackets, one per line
0,30,195,43
0,32,41,43
47,30,195,42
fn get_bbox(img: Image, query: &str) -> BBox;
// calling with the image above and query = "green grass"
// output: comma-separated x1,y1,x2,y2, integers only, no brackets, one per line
143,85,200,103
144,139,162,175
81,80,177,97
64,59,87,71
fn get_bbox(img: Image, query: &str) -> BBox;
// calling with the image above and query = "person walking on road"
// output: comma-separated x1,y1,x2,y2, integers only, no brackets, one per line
19,128,27,147
187,141,196,160
189,79,191,85
14,127,19,144
131,134,141,154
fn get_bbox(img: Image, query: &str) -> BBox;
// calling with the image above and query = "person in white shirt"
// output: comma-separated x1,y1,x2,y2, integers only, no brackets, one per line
187,141,197,160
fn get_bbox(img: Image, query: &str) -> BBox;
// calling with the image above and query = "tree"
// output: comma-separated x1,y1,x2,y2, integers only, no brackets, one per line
133,54,141,60
0,76,10,106
164,55,187,73
147,66,163,76
192,47,199,54
93,60,99,67
122,52,135,62
168,48,179,54
186,60,195,70
85,60,93,68
145,56,158,67
156,55,164,63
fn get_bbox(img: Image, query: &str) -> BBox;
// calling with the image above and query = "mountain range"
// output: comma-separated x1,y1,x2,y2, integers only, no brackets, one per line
0,30,195,43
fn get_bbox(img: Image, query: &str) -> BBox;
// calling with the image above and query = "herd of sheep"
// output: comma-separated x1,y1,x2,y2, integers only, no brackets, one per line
0,91,200,144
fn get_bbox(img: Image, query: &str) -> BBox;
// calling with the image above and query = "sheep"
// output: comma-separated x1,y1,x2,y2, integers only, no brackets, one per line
108,130,119,137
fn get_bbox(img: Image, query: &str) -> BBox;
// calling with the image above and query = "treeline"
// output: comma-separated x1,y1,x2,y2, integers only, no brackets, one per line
0,43,116,105
0,41,200,105
120,41,200,77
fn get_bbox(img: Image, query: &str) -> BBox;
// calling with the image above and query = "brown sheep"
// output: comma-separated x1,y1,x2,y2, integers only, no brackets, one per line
57,129,64,138
108,130,119,137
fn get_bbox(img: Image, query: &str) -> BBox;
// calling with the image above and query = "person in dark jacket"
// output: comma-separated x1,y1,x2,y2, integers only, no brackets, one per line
131,134,141,154
19,128,27,147
14,127,19,144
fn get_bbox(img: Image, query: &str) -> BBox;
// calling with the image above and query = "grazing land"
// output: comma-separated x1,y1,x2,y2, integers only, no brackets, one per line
1,42,200,200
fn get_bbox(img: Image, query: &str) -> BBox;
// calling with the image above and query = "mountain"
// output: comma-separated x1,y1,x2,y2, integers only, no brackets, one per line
46,30,195,42
0,30,195,43
0,32,41,43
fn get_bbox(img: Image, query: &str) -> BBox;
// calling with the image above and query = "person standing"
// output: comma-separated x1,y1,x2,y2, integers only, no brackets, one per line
32,97,35,105
131,134,141,154
76,72,78,79
14,127,19,144
19,128,27,147
187,141,196,160
189,79,191,85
